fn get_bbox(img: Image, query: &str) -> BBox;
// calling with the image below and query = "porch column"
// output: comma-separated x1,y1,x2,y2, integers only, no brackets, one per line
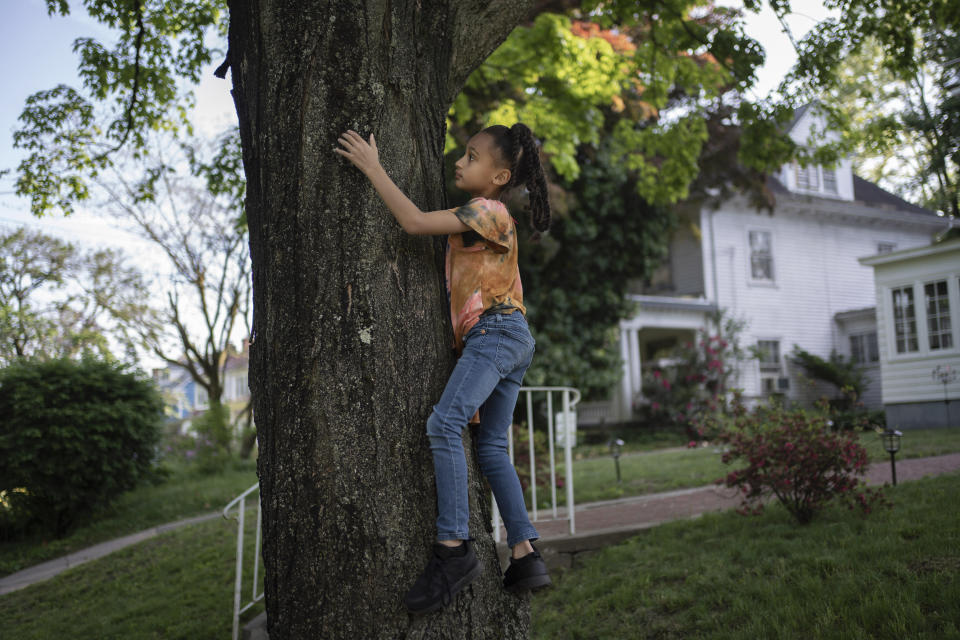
618,327,632,420
628,328,642,401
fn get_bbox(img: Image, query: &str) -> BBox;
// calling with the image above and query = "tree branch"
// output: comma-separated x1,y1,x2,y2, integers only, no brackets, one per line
94,0,147,161
446,0,536,103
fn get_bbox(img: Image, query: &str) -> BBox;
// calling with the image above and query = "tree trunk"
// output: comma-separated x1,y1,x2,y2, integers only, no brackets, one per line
226,1,533,637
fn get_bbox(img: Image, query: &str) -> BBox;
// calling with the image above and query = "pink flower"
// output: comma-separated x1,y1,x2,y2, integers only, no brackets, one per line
651,401,661,410
653,370,661,378
688,441,698,448
662,379,671,390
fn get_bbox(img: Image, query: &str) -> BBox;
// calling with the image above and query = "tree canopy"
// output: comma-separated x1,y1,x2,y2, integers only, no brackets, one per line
10,0,954,402
771,0,959,216
13,0,807,220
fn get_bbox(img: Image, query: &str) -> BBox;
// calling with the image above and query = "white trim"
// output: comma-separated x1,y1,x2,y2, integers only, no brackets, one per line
923,277,955,352
860,238,960,266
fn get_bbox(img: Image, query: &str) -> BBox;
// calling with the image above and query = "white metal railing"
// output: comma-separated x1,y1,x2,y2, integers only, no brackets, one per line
492,386,581,542
223,482,263,640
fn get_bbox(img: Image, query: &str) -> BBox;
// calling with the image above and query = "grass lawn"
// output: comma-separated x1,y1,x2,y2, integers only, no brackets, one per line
566,429,694,458
539,447,727,506
856,426,960,461
0,503,265,639
524,426,960,509
0,458,259,578
1,472,955,638
5,426,958,580
531,471,960,639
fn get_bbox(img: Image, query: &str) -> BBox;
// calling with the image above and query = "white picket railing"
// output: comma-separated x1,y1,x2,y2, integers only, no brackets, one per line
223,385,580,636
492,386,581,541
222,482,263,640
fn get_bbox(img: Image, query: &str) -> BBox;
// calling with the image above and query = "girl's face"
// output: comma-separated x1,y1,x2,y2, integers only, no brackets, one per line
454,132,511,199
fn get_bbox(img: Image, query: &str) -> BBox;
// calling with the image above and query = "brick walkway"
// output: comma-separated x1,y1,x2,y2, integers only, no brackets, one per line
497,453,960,567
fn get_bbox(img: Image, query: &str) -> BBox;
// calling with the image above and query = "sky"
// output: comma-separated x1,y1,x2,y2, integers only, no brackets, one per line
0,0,838,371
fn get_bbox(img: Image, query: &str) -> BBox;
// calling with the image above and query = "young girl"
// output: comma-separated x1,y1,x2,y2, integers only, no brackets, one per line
335,122,552,615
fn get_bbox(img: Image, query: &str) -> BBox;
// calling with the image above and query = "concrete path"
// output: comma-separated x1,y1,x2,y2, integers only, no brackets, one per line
3,453,959,597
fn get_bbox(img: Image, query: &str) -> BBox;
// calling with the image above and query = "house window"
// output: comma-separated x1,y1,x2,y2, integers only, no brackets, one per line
891,286,919,353
877,242,896,254
749,230,774,280
757,340,781,372
925,279,953,350
234,374,248,399
822,167,838,194
795,163,819,190
850,332,879,363
196,386,209,409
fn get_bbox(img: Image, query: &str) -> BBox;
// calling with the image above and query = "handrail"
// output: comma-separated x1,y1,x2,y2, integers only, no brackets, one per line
492,386,580,543
223,482,264,640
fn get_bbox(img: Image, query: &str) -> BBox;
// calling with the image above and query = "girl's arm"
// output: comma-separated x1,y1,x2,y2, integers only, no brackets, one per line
335,129,470,236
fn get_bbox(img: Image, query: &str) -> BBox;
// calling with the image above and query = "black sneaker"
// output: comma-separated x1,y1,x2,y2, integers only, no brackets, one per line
503,544,552,592
404,541,482,614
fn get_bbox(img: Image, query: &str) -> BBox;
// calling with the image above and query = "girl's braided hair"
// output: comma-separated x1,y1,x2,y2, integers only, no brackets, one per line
482,123,551,242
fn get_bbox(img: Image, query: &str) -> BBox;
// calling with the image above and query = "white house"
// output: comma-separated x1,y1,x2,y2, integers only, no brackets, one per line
152,338,254,435
858,236,960,428
596,103,954,425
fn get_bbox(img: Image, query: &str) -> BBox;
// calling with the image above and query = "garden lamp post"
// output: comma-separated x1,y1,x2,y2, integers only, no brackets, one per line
931,365,957,428
881,429,903,486
608,438,625,483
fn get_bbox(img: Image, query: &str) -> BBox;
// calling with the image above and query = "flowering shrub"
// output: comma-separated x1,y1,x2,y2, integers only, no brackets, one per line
711,390,888,524
640,308,752,442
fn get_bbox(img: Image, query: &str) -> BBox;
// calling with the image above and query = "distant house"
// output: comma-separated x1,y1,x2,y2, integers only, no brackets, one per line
859,236,960,428
588,103,953,425
152,337,253,435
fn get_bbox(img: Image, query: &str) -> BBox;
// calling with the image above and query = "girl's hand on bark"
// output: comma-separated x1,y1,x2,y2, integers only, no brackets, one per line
334,130,380,176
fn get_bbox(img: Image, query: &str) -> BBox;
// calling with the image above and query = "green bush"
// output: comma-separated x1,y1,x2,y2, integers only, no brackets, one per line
189,401,234,475
830,407,887,431
0,356,165,540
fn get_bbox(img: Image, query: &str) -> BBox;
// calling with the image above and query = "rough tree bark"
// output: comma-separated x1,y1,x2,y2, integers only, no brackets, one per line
226,1,535,637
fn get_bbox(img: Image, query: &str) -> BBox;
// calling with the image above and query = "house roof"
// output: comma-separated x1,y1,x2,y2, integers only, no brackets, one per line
785,102,815,133
765,174,938,217
850,175,935,216
834,306,876,321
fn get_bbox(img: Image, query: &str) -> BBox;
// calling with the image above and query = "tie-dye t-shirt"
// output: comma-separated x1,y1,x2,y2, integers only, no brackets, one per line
445,197,526,356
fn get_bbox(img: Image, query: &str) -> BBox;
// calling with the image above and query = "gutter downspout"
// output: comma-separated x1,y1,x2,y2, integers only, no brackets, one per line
708,207,719,304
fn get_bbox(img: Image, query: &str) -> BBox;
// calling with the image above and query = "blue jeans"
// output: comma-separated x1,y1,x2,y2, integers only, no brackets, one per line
426,311,539,548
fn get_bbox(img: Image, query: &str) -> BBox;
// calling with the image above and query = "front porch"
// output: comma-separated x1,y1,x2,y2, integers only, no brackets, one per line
601,294,719,422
